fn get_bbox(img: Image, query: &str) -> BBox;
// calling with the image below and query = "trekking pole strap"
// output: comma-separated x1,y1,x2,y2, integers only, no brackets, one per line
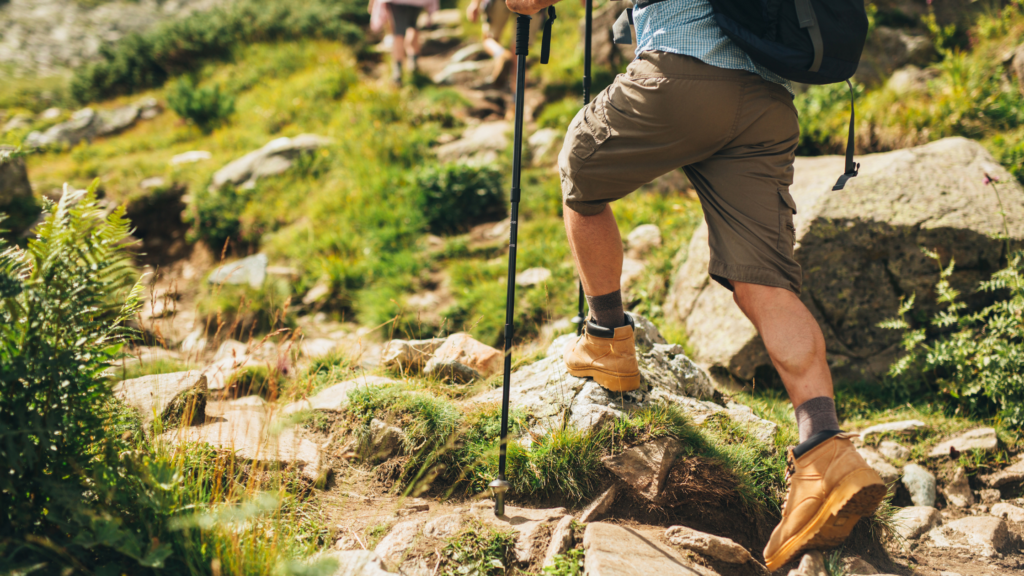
832,79,860,191
541,7,556,64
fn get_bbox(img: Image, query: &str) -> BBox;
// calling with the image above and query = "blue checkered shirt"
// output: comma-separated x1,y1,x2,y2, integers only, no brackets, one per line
632,0,793,92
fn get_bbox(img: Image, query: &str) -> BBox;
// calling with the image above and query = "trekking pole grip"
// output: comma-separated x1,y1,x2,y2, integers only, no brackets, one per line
516,14,531,56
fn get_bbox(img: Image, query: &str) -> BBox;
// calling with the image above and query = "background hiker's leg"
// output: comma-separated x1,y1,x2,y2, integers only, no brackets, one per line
406,27,421,57
731,281,833,409
564,204,622,299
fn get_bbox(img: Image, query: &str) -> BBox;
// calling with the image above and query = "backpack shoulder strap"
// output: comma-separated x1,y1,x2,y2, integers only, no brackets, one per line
793,0,823,72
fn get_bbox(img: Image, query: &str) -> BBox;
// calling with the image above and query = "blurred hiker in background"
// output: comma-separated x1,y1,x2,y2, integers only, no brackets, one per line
466,0,545,91
370,0,439,85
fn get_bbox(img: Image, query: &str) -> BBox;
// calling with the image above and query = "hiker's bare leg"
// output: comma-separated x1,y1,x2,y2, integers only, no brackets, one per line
406,27,421,57
731,282,833,407
563,204,622,297
483,37,507,59
391,33,406,64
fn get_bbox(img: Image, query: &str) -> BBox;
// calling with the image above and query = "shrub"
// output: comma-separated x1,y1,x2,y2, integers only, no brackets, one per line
0,182,166,570
186,185,254,251
414,163,506,236
166,77,236,133
881,248,1024,427
70,0,368,103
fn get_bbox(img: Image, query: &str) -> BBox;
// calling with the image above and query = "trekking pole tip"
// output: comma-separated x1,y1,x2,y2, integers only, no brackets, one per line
489,478,510,516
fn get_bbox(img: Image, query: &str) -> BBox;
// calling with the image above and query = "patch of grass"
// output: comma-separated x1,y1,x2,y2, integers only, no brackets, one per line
543,548,584,576
229,364,287,399
116,356,192,380
438,521,517,576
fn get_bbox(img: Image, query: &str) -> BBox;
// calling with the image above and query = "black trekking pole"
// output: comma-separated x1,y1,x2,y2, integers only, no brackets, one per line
490,7,555,518
571,0,593,336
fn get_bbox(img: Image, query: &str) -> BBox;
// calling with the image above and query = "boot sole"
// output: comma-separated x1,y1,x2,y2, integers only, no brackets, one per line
764,468,886,572
566,366,640,392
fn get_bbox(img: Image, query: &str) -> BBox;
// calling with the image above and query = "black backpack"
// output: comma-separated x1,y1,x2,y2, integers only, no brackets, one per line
629,0,868,190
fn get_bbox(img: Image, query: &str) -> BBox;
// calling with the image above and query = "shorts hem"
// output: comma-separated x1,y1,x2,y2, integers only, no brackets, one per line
708,258,800,295
564,199,608,216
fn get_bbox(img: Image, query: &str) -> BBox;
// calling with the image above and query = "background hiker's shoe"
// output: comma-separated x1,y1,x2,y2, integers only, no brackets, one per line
489,50,512,89
562,314,641,392
763,432,887,571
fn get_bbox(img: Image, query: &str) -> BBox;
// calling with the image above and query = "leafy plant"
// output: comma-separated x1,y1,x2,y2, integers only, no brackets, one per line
543,548,584,576
167,77,236,134
881,248,1024,427
0,181,165,571
413,163,506,235
439,523,517,576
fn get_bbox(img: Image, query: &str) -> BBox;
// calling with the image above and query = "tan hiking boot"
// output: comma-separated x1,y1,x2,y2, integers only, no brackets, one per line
763,432,887,571
563,314,641,392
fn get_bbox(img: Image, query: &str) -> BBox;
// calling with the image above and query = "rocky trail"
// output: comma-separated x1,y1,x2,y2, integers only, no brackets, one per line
114,306,1024,575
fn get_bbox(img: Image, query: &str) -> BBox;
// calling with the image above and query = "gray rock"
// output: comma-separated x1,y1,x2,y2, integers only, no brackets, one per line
579,483,619,523
0,145,32,210
902,463,937,507
602,437,683,501
626,224,662,258
886,65,940,95
424,333,502,381
431,60,488,86
856,26,934,86
448,43,487,64
665,525,752,564
2,114,33,133
171,150,212,165
584,523,715,576
435,121,510,165
841,557,878,575
470,502,569,566
857,447,901,485
991,502,1024,523
878,440,911,462
211,134,330,190
893,506,942,540
373,518,425,569
665,138,1024,382
359,418,405,463
317,550,396,576
380,338,446,372
542,515,575,568
24,100,157,149
981,457,1024,488
929,427,998,458
979,488,1002,503
528,128,562,166
943,467,974,508
423,513,464,538
859,420,927,444
928,516,1010,557
786,551,827,576
162,408,323,482
114,370,208,432
282,375,397,415
208,253,268,288
516,267,552,287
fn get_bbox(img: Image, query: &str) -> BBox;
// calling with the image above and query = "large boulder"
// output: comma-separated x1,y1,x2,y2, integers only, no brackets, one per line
665,138,1024,382
467,314,780,442
855,26,933,86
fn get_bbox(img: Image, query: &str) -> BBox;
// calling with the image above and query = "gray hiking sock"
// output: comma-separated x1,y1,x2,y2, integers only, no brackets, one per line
586,290,625,329
794,396,840,443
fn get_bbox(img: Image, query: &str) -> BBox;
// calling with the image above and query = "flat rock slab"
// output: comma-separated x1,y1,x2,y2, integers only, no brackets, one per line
665,525,752,564
471,501,568,564
374,518,425,569
282,375,397,415
859,420,927,444
114,370,207,431
991,502,1024,523
602,437,683,500
893,506,943,540
929,427,998,458
928,516,1010,557
424,333,502,380
161,408,322,482
981,457,1024,488
584,523,716,576
319,550,396,576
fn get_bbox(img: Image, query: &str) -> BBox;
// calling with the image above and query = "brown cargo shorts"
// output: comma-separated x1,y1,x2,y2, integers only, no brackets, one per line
558,51,802,294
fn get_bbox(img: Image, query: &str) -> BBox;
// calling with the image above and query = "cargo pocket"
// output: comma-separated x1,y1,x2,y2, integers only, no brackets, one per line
777,187,797,255
570,88,612,162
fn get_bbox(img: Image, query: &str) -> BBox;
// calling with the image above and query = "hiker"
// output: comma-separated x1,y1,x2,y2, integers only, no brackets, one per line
506,0,885,569
369,0,439,85
466,0,545,90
